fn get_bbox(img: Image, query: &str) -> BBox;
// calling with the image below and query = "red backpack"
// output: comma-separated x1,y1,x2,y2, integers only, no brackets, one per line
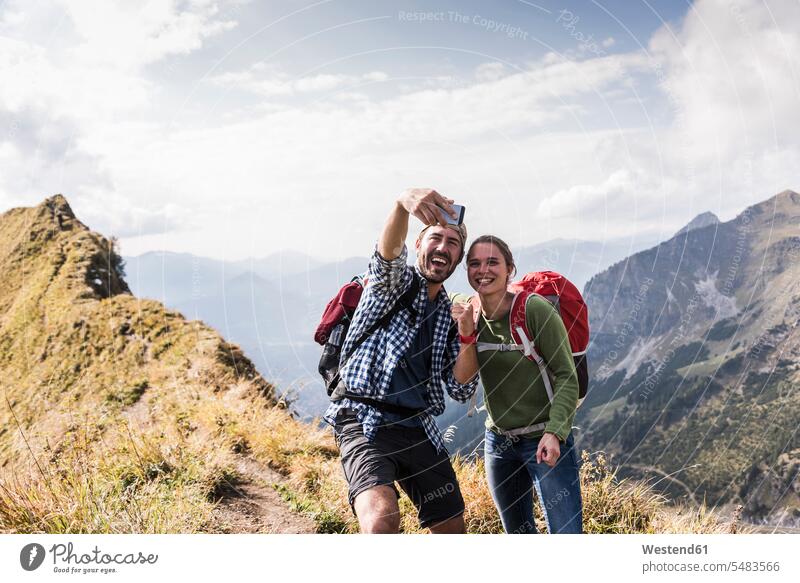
469,271,589,411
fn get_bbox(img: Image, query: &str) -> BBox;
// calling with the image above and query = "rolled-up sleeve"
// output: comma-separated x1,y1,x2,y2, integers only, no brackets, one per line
367,244,412,297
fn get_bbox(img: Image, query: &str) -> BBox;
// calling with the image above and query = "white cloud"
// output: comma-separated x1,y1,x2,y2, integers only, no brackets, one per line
79,199,188,238
0,0,238,122
210,65,390,97
537,0,800,232
0,0,240,222
651,0,800,160
1,0,798,261
539,169,641,219
101,52,648,257
474,62,507,82
0,36,153,120
60,0,236,70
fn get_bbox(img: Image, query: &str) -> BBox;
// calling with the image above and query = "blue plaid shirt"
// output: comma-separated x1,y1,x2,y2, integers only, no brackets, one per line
323,245,478,452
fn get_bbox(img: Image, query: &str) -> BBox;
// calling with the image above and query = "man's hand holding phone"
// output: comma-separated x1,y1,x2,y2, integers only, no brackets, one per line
398,188,464,226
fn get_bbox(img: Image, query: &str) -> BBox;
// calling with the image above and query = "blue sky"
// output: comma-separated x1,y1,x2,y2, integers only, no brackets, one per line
191,0,687,73
1,0,798,260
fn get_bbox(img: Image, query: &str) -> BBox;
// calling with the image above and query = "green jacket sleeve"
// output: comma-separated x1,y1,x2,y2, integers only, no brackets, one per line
526,295,579,441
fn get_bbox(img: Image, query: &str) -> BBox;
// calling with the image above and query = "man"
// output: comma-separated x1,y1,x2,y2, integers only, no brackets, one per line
323,188,480,534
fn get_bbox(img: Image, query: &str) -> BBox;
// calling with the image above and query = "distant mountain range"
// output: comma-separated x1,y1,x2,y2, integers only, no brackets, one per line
123,232,662,420
124,251,370,417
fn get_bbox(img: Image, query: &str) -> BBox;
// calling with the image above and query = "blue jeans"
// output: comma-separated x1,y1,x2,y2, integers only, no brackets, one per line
484,429,583,534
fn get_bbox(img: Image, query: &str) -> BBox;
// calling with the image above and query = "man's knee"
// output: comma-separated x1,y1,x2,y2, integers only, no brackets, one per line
354,485,401,533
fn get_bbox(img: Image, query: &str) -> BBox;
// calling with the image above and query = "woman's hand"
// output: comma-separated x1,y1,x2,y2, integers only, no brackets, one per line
451,302,475,336
536,433,561,467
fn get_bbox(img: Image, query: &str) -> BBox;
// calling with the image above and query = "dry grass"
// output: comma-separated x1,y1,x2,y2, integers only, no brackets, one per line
0,421,231,533
577,452,747,534
266,430,745,534
2,373,747,534
1,385,746,535
0,196,280,533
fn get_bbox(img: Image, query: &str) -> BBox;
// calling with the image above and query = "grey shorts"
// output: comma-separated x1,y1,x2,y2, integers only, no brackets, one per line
333,412,465,529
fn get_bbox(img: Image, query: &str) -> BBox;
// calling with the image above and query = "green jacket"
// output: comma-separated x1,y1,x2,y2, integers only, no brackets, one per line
451,293,579,441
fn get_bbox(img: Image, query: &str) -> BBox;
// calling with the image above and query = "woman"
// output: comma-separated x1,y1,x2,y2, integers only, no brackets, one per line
451,235,582,534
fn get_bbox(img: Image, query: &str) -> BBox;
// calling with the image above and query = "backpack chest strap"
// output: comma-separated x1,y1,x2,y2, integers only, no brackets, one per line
476,326,555,403
476,342,524,353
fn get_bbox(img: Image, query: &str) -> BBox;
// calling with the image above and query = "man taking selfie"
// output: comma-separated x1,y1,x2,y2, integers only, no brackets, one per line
323,188,479,534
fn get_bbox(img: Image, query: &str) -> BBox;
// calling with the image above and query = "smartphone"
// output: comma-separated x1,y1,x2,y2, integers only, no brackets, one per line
445,204,465,226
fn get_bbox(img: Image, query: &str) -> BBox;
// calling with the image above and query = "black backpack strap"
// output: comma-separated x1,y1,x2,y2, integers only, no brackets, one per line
337,272,430,417
340,271,420,363
330,272,421,393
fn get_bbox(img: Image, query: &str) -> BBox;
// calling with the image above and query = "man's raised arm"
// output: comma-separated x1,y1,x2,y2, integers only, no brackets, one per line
379,188,457,260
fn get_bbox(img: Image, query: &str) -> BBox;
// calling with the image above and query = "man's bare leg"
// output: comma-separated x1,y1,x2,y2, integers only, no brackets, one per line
353,485,401,533
428,513,465,534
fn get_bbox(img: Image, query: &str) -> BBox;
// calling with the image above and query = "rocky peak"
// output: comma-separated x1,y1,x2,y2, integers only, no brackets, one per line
43,193,76,219
33,193,84,233
737,188,800,222
776,188,800,201
774,189,800,214
1,194,129,301
674,211,720,237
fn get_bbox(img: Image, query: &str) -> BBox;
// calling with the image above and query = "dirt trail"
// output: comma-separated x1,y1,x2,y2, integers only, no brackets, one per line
124,386,315,533
211,456,316,534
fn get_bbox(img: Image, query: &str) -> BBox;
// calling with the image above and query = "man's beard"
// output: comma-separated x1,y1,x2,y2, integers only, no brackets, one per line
418,252,458,284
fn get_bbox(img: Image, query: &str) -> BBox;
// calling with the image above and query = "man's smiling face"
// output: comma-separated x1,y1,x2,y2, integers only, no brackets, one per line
415,225,463,284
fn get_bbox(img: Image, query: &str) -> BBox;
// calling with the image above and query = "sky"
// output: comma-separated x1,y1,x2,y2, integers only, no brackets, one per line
0,0,798,261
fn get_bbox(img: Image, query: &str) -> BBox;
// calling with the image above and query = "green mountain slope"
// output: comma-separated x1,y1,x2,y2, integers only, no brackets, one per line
581,190,800,526
0,195,331,532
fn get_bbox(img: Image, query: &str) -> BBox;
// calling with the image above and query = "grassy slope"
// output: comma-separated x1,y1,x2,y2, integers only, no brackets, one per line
0,196,739,534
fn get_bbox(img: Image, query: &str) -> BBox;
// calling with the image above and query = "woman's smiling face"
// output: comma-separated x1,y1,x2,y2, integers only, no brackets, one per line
466,242,512,295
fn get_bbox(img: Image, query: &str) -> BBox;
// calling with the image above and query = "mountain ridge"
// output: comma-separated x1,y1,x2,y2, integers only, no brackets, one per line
580,188,800,526
0,194,325,533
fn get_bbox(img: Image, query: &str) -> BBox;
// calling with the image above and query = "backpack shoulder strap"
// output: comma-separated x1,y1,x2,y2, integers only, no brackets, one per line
509,291,555,402
508,290,532,354
396,270,420,321
340,270,420,363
